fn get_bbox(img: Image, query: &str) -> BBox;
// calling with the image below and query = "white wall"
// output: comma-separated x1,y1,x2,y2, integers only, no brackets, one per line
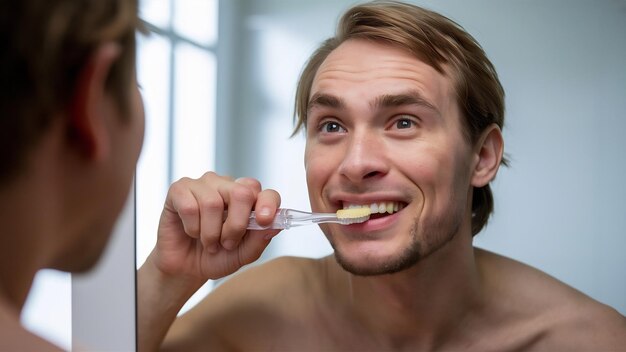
21,271,71,350
72,186,136,350
217,0,626,314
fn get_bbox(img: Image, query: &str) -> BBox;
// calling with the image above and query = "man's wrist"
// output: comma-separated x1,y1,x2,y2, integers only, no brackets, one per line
138,250,205,310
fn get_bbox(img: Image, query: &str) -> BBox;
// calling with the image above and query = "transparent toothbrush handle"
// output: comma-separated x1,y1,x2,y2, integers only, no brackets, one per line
247,208,291,230
246,208,339,230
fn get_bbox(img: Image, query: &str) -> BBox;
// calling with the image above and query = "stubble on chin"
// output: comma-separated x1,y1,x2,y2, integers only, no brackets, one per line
331,212,461,276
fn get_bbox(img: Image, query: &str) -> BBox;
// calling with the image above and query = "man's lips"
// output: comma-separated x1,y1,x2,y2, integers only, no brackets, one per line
326,192,413,230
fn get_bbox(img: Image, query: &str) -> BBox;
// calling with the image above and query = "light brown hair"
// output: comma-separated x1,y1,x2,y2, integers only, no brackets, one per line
293,0,507,235
0,0,140,183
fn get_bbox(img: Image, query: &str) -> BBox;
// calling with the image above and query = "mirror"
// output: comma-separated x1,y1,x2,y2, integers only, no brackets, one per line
135,0,626,335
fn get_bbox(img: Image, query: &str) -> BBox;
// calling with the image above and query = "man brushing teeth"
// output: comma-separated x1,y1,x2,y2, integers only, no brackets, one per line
139,2,626,351
304,31,482,279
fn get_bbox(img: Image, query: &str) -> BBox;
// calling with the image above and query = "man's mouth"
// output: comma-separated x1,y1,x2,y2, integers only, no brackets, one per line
342,201,406,220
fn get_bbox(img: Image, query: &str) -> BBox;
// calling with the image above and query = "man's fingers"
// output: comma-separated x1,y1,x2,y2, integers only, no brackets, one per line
219,183,256,250
168,172,280,255
166,178,200,238
195,188,225,252
235,177,262,194
253,189,282,227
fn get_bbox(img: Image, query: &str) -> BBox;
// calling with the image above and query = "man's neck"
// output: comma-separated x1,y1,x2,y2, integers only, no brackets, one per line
342,230,483,349
0,155,60,311
0,186,44,311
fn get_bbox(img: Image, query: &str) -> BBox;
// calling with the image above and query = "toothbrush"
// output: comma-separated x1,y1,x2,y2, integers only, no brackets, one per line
243,208,371,230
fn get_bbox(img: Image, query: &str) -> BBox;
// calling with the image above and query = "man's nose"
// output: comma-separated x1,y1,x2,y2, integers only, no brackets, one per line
337,130,389,183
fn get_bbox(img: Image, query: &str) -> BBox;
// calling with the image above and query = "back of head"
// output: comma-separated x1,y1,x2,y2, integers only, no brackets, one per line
294,0,506,235
0,0,140,185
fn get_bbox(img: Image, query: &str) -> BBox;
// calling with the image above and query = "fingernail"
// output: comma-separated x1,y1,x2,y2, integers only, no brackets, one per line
258,207,271,217
222,240,236,251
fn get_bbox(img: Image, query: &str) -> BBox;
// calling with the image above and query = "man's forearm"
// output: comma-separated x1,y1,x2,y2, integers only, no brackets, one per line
136,251,204,352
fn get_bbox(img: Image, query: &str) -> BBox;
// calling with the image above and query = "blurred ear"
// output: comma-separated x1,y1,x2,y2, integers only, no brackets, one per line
471,124,504,187
68,42,121,161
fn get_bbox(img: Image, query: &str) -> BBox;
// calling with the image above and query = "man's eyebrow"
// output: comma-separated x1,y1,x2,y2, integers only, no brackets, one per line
307,93,345,113
372,90,439,113
307,91,440,115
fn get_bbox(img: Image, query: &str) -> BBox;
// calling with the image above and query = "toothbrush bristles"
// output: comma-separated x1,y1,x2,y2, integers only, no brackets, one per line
336,208,371,225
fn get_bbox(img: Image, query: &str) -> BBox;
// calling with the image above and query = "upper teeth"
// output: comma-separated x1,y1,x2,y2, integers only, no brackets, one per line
343,202,403,214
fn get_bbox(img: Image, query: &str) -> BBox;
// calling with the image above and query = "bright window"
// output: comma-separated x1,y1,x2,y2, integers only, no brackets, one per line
136,0,219,313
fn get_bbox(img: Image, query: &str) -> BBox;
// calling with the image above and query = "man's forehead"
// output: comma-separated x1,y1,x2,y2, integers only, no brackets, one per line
309,39,454,110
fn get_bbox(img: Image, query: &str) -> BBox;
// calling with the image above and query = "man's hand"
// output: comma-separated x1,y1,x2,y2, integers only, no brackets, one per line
137,172,281,351
153,171,281,281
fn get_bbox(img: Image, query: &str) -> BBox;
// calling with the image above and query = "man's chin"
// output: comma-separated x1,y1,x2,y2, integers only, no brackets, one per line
50,254,102,273
333,246,422,276
49,242,108,273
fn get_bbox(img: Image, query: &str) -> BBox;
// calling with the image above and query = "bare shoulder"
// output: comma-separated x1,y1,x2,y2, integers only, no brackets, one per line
195,255,320,321
475,248,626,350
164,256,325,350
210,255,322,300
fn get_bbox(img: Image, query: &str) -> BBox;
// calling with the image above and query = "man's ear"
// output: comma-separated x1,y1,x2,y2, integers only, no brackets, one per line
471,124,504,188
68,42,121,161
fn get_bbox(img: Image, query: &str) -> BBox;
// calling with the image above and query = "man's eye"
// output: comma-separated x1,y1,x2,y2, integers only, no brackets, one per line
320,121,345,133
395,118,415,129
